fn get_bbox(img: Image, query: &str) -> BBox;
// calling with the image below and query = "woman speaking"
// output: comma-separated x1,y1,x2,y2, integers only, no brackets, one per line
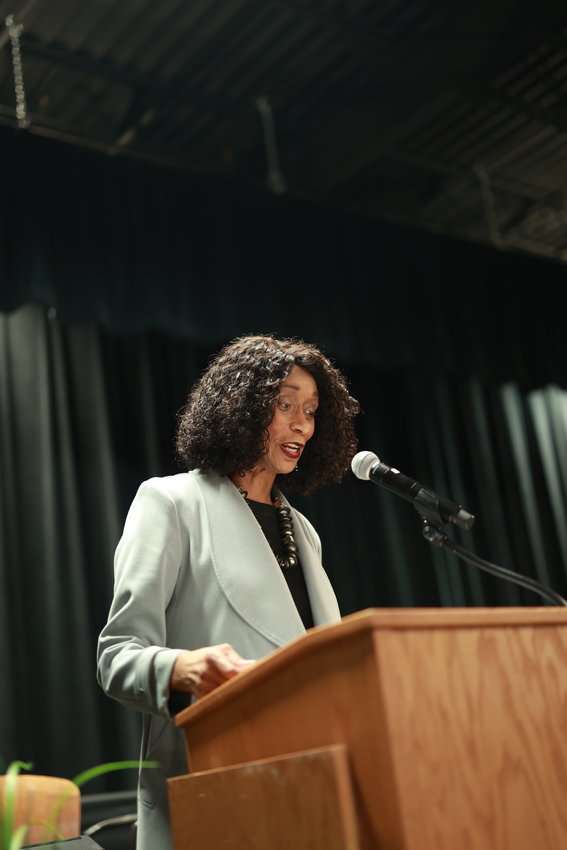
97,334,359,850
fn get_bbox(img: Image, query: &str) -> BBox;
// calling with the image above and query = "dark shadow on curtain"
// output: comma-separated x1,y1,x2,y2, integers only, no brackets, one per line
2,303,567,783
2,126,567,396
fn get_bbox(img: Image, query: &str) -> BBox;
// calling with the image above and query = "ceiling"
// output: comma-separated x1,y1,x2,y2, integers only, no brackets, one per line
2,0,567,264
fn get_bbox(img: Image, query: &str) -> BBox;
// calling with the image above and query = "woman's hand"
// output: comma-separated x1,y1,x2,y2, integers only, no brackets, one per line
169,644,255,699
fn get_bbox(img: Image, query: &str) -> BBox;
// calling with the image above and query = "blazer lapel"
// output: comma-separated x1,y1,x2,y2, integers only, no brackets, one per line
287,504,342,627
194,472,305,647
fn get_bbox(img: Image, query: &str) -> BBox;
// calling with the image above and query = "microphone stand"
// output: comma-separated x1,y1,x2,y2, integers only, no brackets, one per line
415,493,567,607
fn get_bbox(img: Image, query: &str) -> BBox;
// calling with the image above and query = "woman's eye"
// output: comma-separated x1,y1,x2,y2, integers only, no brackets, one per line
278,400,290,409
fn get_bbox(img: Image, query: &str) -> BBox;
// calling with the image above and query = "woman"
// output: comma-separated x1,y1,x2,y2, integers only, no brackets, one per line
97,334,359,850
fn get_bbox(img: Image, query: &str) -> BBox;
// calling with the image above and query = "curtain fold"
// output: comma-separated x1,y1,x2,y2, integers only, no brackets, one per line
0,305,140,782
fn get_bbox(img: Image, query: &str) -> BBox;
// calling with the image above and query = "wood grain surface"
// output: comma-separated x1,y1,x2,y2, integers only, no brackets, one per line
172,608,567,850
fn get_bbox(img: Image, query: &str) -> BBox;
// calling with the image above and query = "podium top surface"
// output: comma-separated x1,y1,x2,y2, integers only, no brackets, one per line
175,606,567,728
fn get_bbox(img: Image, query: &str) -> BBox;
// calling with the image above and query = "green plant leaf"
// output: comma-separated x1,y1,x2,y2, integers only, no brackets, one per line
71,760,159,788
2,762,33,850
7,824,28,850
4,762,34,777
26,817,64,844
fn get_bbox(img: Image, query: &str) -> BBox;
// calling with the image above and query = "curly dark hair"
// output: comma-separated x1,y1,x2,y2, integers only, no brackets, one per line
176,334,360,494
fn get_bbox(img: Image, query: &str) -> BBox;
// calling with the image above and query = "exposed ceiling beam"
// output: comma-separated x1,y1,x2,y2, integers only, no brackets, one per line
464,83,567,139
372,206,567,264
18,34,159,88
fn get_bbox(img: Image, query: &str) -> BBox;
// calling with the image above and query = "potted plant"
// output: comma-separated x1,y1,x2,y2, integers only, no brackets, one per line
1,759,157,849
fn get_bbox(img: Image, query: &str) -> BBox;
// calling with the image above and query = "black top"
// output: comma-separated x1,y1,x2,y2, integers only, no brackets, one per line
245,498,314,630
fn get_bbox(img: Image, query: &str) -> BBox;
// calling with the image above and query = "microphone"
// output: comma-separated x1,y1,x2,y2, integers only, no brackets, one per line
351,450,475,530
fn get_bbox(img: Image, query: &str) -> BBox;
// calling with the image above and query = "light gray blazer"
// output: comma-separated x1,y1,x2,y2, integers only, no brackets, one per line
97,470,341,850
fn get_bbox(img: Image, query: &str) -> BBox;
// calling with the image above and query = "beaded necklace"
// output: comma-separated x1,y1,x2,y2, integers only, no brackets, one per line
237,486,299,570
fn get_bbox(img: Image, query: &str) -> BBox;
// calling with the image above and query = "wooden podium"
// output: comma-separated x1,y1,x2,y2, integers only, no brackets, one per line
169,607,567,850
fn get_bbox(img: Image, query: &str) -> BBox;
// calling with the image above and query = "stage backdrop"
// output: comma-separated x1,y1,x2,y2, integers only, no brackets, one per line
1,127,567,787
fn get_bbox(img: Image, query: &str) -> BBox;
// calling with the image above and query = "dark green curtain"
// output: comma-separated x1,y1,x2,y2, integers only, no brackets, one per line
2,127,567,786
2,303,567,786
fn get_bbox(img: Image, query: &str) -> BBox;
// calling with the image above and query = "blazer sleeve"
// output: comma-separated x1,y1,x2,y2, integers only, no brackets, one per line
97,480,186,718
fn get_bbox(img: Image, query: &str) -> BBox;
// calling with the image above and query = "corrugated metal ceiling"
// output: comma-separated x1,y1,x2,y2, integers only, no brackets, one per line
2,0,567,263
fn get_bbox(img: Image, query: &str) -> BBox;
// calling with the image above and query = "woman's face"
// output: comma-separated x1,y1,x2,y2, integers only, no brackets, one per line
261,364,318,477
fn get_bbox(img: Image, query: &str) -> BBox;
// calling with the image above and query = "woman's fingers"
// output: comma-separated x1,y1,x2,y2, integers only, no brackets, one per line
170,644,255,698
211,643,255,672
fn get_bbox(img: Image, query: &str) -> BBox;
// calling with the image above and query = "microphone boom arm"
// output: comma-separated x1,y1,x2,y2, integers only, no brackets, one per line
421,520,567,607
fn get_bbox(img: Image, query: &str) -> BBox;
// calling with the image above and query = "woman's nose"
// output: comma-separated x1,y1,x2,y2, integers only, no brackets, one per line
291,412,309,433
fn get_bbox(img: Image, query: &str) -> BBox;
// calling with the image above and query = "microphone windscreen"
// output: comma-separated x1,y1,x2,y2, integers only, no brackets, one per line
351,450,380,480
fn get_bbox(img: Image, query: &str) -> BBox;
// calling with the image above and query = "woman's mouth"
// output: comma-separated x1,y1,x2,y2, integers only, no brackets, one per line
280,442,302,459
